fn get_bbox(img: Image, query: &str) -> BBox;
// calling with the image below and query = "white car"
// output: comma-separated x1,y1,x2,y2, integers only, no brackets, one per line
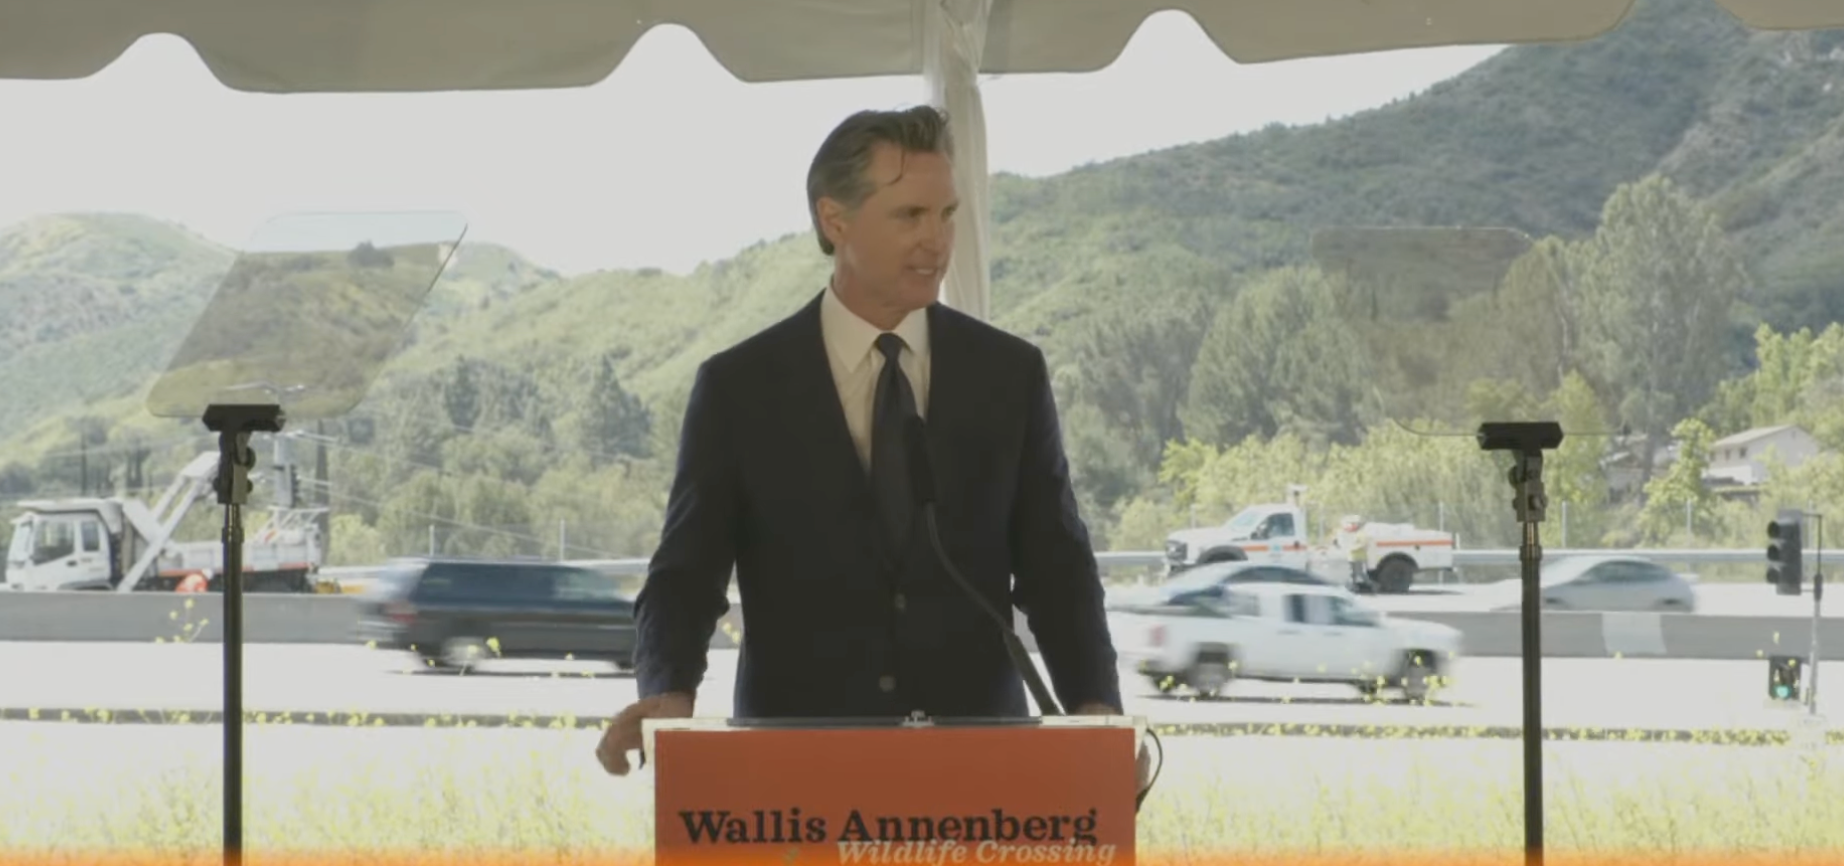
1109,581,1462,702
1105,560,1340,611
1485,554,1698,613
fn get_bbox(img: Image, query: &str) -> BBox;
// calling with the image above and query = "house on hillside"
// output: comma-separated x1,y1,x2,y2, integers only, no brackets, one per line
1703,424,1824,493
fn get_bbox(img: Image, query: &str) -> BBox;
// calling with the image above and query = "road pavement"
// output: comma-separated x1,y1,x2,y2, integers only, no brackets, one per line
3,641,1838,735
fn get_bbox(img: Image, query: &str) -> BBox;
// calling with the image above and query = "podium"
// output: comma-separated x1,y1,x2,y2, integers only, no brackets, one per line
644,714,1145,866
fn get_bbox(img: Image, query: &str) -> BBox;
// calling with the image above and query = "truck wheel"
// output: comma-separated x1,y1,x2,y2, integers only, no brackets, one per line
1377,557,1416,594
1399,651,1439,703
1188,649,1235,699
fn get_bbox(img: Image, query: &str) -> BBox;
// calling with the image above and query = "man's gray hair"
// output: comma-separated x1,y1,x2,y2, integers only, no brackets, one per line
806,105,954,256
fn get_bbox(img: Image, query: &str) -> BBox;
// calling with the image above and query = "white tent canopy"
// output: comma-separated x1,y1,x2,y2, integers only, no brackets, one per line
4,0,1841,317
7,0,1841,89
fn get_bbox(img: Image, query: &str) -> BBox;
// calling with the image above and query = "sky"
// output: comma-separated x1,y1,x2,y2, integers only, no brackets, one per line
0,13,1501,276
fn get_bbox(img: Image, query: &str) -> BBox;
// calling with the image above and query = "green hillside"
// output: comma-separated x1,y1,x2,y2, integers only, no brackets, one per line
4,0,1844,567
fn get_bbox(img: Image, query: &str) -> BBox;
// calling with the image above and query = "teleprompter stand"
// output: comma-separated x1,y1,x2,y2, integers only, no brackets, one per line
136,210,469,866
1477,421,1562,866
204,402,286,866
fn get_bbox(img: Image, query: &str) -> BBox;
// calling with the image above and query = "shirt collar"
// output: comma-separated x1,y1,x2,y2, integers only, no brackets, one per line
820,282,930,372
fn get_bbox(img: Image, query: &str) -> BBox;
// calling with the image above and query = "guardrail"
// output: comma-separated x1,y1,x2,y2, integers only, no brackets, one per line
3,592,1839,662
1450,548,1844,567
1073,547,1844,570
306,546,1842,596
312,551,1172,589
316,547,1844,583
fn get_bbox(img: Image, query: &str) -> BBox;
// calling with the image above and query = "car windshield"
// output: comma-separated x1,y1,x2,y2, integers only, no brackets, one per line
362,563,424,598
5,519,32,564
1222,511,1263,534
1538,557,1600,586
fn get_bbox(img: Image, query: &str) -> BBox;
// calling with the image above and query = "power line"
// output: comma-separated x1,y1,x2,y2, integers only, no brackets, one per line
314,436,649,517
0,433,212,464
295,477,629,559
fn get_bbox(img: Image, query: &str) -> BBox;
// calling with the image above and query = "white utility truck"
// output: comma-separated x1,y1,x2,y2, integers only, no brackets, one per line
3,451,327,593
1109,580,1462,702
1163,487,1455,593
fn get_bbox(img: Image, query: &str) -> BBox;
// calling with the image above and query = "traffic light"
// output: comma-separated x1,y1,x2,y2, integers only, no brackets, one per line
1767,511,1804,596
1768,654,1802,702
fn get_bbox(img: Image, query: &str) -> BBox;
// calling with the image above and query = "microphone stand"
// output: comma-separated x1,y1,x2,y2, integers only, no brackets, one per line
918,501,1064,717
1477,421,1561,866
904,416,1164,813
905,416,1060,716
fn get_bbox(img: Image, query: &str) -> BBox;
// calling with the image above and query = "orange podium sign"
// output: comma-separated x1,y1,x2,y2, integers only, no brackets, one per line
646,715,1142,866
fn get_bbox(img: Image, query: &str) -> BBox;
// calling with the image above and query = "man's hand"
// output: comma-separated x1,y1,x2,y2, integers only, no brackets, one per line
1073,701,1155,796
595,692,695,775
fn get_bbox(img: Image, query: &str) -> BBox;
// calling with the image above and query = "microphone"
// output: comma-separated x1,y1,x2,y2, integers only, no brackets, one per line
904,415,1063,717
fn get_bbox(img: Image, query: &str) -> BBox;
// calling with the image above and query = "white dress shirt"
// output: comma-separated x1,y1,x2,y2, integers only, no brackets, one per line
819,283,931,473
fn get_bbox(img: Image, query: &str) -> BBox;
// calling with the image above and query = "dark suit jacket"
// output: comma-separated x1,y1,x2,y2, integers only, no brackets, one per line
630,290,1122,720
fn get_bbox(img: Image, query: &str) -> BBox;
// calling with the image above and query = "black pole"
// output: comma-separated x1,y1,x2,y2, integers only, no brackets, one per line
1477,421,1562,866
221,467,244,865
1811,513,1823,715
1515,453,1544,863
203,403,286,866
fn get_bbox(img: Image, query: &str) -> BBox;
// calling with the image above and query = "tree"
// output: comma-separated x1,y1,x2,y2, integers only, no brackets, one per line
1444,236,1586,401
1059,284,1212,473
1637,417,1717,543
453,476,536,558
1181,266,1373,449
440,357,481,432
1575,174,1748,483
580,352,652,462
1703,323,1844,446
377,470,458,556
1542,372,1615,546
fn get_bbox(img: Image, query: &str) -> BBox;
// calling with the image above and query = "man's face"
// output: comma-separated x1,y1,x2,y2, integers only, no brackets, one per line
824,142,958,317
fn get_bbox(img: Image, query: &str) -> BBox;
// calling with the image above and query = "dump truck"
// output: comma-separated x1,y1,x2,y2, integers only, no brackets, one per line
2,450,328,593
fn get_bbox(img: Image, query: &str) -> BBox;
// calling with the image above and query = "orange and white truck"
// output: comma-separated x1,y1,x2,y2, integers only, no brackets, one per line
1161,488,1454,594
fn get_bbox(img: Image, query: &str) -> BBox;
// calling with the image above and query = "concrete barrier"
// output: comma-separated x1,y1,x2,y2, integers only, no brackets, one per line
4,592,1842,661
0,592,360,643
1396,611,1844,661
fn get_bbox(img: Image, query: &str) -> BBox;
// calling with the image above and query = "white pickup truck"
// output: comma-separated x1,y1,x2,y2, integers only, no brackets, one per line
1164,502,1455,594
1109,580,1462,702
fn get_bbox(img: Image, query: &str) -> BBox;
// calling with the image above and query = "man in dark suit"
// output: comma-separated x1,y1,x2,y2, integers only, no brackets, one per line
596,105,1126,775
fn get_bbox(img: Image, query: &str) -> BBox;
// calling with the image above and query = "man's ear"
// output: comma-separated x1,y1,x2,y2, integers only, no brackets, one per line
817,196,851,250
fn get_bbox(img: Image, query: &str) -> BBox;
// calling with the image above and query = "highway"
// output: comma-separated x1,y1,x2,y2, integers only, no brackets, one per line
1354,581,1838,617
3,642,1838,735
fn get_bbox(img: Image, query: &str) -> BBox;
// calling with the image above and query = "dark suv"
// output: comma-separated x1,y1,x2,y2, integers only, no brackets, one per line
354,556,639,672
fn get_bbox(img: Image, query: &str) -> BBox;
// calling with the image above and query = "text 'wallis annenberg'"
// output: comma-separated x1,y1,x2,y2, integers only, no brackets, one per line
675,807,1119,863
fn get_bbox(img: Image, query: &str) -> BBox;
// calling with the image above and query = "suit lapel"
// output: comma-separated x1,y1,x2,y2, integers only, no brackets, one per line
780,292,888,557
921,303,974,504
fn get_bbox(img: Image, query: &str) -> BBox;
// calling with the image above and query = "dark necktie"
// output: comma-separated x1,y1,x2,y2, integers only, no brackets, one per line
871,332,918,552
